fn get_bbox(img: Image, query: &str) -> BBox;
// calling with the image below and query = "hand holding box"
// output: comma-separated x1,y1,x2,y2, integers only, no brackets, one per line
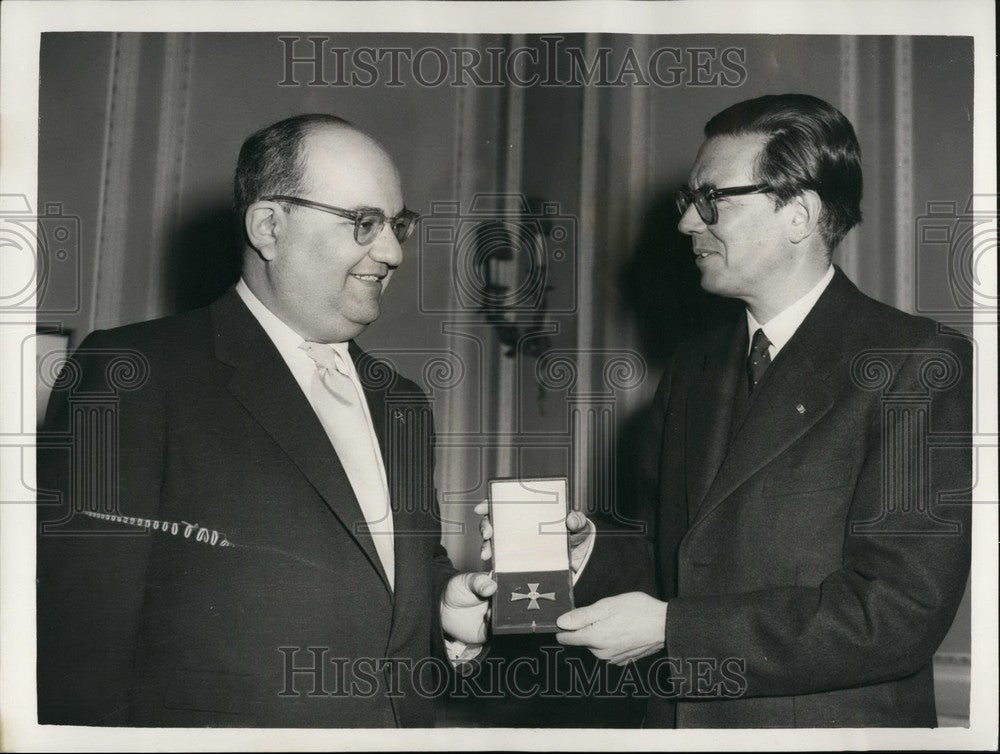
488,477,574,635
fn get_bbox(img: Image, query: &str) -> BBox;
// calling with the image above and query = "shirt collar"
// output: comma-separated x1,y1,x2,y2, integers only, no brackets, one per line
235,278,351,365
236,278,313,357
746,265,834,357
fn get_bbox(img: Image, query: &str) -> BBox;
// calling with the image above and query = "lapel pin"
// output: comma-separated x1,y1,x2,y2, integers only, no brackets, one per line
393,410,406,423
796,404,806,414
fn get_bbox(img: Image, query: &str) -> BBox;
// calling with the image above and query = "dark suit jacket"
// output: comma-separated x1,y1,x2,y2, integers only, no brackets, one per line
37,288,454,727
582,268,972,728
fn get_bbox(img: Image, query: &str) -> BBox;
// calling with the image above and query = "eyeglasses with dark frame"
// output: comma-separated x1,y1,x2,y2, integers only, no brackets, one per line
263,195,421,245
675,183,772,225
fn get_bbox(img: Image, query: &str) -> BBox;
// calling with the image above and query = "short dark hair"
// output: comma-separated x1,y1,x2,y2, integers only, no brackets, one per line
705,94,863,251
233,113,352,229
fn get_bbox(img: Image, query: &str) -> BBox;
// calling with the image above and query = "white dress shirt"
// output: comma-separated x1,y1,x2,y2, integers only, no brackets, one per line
235,279,395,587
746,265,835,359
237,279,594,659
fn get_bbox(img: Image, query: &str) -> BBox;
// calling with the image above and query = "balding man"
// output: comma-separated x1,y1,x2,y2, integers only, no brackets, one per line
37,114,494,727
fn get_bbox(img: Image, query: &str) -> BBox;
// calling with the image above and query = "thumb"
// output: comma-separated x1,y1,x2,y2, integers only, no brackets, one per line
556,602,602,630
445,571,497,607
468,571,497,598
566,510,588,533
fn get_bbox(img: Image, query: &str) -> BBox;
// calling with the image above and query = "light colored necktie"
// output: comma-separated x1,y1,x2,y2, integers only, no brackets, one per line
300,341,394,588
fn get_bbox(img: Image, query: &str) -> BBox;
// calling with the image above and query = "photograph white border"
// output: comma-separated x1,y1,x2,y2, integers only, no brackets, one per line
2,1,996,750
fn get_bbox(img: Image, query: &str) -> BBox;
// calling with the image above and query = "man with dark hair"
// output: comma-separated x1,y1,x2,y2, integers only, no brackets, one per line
554,94,972,727
232,113,351,224
37,114,496,727
702,93,863,252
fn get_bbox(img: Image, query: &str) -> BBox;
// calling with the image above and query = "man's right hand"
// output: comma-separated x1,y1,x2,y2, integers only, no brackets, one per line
473,500,594,573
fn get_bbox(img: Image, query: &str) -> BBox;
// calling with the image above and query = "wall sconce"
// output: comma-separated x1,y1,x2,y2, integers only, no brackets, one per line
471,194,571,358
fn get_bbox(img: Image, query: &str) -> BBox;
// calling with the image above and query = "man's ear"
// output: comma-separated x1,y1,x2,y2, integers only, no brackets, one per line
245,201,284,261
787,190,822,244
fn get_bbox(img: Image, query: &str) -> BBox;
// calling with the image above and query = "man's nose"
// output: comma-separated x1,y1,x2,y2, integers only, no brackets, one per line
368,226,404,267
677,203,705,236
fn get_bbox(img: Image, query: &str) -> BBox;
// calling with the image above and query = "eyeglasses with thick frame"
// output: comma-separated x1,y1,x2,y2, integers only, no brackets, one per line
263,195,421,245
675,183,772,225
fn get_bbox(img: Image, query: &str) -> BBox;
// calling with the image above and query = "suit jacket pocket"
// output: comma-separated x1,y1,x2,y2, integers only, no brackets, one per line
761,459,854,497
163,669,253,715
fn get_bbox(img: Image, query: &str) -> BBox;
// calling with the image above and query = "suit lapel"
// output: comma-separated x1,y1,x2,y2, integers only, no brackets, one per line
350,343,406,600
689,269,854,531
211,290,392,594
685,322,745,524
350,342,391,470
690,346,834,529
351,344,434,652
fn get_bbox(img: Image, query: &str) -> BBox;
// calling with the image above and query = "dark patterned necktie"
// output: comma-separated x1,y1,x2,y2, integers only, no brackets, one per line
747,328,772,393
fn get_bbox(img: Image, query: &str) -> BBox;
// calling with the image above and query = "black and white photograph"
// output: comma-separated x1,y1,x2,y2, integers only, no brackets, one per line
0,1,996,750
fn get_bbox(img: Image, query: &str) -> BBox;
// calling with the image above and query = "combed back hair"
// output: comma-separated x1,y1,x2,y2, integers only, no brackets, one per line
233,113,352,229
704,94,863,251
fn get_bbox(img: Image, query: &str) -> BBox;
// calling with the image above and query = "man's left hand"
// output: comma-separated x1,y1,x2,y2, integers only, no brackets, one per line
440,572,497,645
555,592,667,665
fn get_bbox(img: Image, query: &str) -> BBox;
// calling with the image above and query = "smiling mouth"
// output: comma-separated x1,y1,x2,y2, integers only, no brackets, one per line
694,250,715,258
350,274,384,283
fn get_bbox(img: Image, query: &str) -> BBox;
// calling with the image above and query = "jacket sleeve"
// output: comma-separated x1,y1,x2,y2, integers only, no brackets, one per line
664,332,973,698
36,330,166,724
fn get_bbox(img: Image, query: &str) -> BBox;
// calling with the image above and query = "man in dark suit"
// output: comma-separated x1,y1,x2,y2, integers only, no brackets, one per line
555,94,972,727
36,114,496,727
